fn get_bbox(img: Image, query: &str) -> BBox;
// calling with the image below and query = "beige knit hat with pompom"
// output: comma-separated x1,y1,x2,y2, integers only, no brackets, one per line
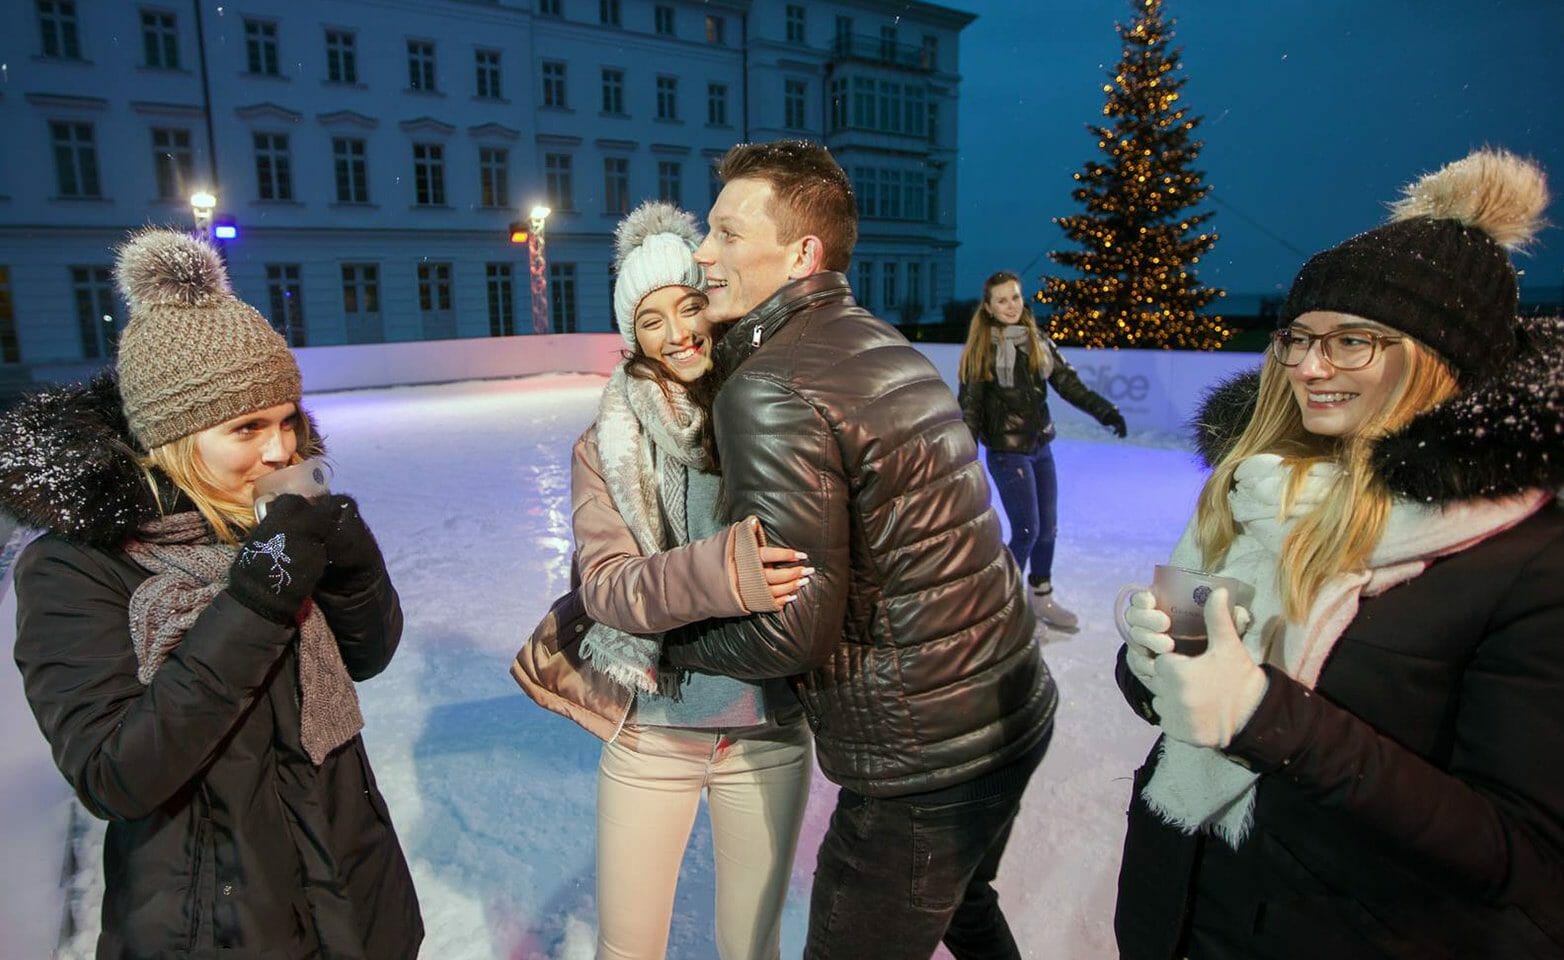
114,229,301,449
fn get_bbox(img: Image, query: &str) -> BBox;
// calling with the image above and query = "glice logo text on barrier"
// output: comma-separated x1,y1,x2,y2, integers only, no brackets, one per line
1076,364,1150,403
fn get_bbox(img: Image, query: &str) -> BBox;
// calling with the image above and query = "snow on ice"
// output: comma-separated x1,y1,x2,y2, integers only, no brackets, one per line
4,373,1206,959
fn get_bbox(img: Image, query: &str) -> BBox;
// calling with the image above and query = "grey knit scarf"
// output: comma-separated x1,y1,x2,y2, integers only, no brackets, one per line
578,365,709,696
123,512,364,765
991,325,1032,388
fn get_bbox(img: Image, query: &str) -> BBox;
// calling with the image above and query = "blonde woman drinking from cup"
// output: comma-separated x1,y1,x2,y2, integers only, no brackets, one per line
1113,150,1564,959
3,230,420,958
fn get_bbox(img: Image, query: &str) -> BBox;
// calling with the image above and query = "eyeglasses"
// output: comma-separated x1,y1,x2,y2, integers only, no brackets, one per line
1271,328,1403,371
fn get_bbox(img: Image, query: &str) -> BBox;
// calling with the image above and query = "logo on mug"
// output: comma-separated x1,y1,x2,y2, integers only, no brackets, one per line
1192,585,1212,607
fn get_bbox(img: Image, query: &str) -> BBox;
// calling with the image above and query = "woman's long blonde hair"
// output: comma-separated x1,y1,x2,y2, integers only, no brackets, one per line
1196,338,1459,620
139,412,321,544
958,270,1047,384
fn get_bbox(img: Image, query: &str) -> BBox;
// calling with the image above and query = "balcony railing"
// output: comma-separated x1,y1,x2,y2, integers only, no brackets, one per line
830,33,933,71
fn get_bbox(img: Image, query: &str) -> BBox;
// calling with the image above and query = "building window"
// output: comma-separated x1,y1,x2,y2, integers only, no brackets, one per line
657,160,682,204
253,132,292,200
538,0,560,15
541,61,568,108
784,79,807,130
151,127,193,200
549,263,577,333
656,76,678,121
929,262,939,314
882,261,898,309
922,34,938,70
906,262,923,315
879,24,898,60
407,40,436,91
475,49,502,99
786,4,806,44
244,19,279,76
52,121,101,198
927,174,940,225
601,68,625,115
654,4,674,35
828,78,847,132
545,153,573,210
38,0,82,60
707,83,728,126
486,263,515,336
412,142,446,206
341,264,383,343
265,264,306,346
71,265,119,359
417,262,455,339
856,259,873,312
0,267,18,363
140,9,179,69
332,137,368,203
705,15,725,44
599,0,621,27
325,30,357,83
603,156,630,215
834,15,853,52
841,76,926,137
479,146,509,207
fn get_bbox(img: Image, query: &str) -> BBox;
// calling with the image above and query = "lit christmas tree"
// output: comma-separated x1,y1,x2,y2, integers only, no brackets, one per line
1039,0,1229,349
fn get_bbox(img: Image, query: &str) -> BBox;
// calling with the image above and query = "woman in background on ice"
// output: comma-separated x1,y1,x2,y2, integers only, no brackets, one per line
4,230,421,958
514,201,813,960
957,270,1128,630
1113,149,1564,958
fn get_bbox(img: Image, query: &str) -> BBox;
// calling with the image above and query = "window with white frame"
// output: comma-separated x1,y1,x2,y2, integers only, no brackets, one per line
244,19,279,75
151,127,193,200
657,160,682,204
707,83,729,126
70,265,119,359
479,146,509,208
407,40,437,91
601,68,625,115
856,259,873,311
603,156,630,214
545,152,573,209
784,78,807,130
38,1,83,60
654,4,674,35
340,264,384,343
475,49,502,99
487,263,515,336
705,15,725,44
549,263,578,332
599,0,621,27
332,137,368,203
52,121,101,197
417,262,455,339
253,132,292,200
541,61,568,108
140,9,179,69
265,264,306,345
656,76,678,121
786,5,806,44
325,30,357,83
412,142,445,206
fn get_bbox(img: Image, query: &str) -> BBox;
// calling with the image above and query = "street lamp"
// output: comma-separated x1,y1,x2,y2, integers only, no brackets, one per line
189,190,217,239
528,204,552,334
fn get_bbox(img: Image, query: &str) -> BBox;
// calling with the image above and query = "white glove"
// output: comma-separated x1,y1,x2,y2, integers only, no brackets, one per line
1124,591,1172,690
1150,588,1269,749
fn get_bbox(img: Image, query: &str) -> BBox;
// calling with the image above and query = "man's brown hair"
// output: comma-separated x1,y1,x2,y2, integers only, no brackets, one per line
717,140,858,273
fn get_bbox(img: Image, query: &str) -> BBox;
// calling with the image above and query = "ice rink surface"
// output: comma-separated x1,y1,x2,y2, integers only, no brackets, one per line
6,373,1208,959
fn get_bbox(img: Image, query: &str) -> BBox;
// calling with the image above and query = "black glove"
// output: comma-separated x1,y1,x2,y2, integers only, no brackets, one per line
318,494,386,596
226,494,333,625
1103,409,1128,439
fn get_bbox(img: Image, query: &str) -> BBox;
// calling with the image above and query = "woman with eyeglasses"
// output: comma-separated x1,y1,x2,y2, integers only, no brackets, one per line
1111,149,1564,959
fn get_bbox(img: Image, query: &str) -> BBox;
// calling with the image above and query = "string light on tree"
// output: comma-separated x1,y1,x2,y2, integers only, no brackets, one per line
1038,0,1229,350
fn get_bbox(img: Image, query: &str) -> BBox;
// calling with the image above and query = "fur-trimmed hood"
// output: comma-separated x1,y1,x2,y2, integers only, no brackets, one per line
0,373,321,547
1190,314,1564,505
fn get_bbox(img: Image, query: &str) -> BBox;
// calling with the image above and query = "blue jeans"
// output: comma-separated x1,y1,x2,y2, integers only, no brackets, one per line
986,444,1058,586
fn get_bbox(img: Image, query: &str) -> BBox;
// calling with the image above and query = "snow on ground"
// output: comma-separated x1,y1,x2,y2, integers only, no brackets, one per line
5,372,1209,959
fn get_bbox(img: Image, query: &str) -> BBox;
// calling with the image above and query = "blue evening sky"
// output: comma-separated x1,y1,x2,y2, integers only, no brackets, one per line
947,0,1564,312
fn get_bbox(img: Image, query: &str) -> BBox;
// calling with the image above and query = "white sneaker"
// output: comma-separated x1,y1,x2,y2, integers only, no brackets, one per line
1031,589,1080,632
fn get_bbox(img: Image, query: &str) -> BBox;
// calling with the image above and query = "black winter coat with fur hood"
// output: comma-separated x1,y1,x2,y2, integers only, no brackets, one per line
1113,316,1564,960
2,375,422,960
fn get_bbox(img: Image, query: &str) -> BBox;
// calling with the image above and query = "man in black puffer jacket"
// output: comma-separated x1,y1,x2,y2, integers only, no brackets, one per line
663,140,1056,960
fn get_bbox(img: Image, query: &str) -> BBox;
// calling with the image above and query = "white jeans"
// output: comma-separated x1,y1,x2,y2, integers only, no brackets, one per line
595,717,813,960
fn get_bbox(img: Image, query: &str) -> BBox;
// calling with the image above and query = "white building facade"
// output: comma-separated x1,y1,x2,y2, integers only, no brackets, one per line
0,0,972,385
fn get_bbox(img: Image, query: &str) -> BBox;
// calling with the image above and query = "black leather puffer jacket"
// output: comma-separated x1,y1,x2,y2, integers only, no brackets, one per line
958,338,1120,453
664,273,1057,797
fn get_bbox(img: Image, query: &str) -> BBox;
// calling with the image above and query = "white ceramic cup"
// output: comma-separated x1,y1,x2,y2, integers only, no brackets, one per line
1113,564,1255,656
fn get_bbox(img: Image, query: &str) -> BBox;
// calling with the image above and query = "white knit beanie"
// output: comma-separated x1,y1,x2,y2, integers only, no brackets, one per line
612,201,705,344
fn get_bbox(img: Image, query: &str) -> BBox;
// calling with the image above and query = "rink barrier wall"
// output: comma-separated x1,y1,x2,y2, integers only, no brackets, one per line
284,335,1261,437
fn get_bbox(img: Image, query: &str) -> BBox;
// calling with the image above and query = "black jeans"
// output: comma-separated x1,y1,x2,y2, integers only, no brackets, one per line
803,730,1050,960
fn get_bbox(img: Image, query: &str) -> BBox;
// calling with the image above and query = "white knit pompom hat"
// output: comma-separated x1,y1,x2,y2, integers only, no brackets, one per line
612,201,705,344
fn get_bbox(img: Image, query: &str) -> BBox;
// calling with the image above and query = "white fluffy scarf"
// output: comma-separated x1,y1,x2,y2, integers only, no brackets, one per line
577,365,709,695
1142,452,1550,846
